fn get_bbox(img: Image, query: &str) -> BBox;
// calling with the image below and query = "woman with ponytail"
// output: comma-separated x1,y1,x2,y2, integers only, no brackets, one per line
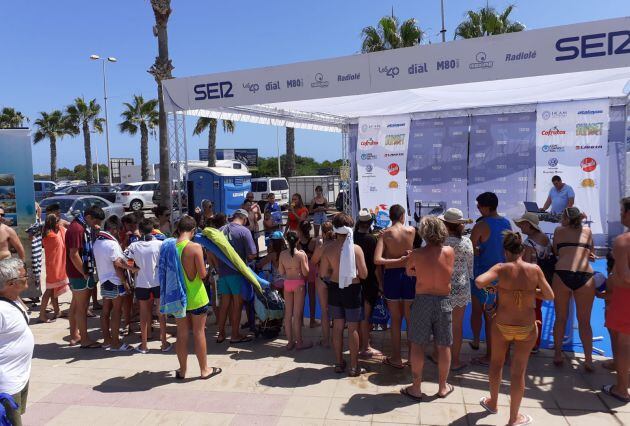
278,231,311,350
475,231,554,426
311,221,335,347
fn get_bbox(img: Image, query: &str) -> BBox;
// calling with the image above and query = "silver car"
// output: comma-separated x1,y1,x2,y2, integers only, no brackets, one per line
39,195,124,222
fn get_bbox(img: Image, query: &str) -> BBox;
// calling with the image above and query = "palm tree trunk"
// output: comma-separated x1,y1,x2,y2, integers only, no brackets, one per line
50,136,57,182
284,127,296,177
207,120,217,167
140,123,150,181
83,121,93,184
150,0,174,209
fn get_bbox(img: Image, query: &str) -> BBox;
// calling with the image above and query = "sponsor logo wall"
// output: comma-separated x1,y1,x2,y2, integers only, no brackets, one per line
468,113,536,219
357,115,410,228
535,100,609,234
407,117,469,221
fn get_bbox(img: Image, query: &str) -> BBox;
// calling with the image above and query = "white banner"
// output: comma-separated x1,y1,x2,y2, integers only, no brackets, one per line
164,17,630,112
536,100,610,234
357,115,410,227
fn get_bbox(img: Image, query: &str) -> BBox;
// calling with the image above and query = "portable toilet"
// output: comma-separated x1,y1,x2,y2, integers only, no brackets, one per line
187,166,251,216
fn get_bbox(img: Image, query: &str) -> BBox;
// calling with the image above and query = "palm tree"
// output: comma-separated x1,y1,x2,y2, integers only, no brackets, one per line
33,111,72,181
149,0,175,208
284,127,296,177
0,107,27,128
119,95,159,181
361,15,423,53
454,5,525,39
66,97,104,184
192,117,236,168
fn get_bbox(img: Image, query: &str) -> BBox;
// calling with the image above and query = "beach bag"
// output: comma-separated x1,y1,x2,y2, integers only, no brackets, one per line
254,285,285,321
370,296,390,325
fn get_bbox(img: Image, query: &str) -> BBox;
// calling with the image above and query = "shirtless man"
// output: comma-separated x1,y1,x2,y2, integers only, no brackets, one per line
601,197,630,402
0,208,25,260
374,204,416,369
319,213,368,376
476,231,554,426
401,217,454,400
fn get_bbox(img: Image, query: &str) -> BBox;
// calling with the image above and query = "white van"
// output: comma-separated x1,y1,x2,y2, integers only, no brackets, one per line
251,177,289,207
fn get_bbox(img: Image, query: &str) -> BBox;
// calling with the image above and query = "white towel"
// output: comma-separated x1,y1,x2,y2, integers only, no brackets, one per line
334,226,356,289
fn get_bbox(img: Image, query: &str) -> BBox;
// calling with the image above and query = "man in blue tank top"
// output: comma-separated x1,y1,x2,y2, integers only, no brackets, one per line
470,192,512,365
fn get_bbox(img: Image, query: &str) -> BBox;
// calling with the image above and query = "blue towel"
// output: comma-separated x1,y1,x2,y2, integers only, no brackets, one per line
0,393,18,426
158,238,187,318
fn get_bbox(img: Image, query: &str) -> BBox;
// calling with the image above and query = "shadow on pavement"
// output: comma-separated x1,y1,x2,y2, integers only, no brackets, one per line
93,370,173,392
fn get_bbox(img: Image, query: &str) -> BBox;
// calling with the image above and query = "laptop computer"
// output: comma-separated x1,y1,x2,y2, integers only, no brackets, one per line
523,201,540,213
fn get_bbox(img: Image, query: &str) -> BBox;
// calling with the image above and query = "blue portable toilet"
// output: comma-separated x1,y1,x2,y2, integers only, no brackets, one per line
187,166,251,216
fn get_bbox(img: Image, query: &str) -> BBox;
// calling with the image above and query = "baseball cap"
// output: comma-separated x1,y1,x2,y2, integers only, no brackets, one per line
270,231,284,240
232,209,248,218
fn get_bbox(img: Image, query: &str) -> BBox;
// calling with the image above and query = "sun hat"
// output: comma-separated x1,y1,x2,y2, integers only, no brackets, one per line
513,212,541,232
270,231,284,240
438,208,471,224
358,209,373,222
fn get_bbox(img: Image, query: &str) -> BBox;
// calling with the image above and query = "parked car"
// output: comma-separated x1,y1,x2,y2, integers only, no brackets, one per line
39,195,124,223
34,180,57,201
115,181,158,211
49,184,118,203
251,177,289,207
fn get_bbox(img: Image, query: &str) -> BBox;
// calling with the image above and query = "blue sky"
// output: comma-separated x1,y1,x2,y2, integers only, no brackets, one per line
1,0,628,174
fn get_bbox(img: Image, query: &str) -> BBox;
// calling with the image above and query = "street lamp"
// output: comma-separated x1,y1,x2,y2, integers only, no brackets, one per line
90,54,117,184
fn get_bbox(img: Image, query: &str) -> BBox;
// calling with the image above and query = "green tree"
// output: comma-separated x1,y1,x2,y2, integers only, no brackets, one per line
192,117,236,167
149,0,175,208
119,95,159,181
284,127,296,177
0,107,28,128
66,97,104,184
454,5,525,39
361,15,423,53
33,110,73,181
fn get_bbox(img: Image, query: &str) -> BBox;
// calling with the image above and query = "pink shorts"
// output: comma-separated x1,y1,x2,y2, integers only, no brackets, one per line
284,279,305,293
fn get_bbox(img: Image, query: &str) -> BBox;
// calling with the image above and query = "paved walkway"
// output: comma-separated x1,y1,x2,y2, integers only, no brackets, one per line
23,301,628,426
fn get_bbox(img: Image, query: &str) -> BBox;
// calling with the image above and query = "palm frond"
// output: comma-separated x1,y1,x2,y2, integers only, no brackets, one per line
360,26,384,53
193,117,213,135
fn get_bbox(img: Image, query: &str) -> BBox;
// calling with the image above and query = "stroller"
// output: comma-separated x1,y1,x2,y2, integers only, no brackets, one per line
253,282,285,339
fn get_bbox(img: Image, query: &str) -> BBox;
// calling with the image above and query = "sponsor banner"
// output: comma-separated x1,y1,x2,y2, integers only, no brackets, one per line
357,115,410,227
199,148,258,167
163,18,630,111
407,117,469,222
468,113,536,219
535,100,609,234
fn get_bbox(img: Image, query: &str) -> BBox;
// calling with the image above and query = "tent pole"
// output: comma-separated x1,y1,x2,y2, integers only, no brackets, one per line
276,126,281,177
440,0,446,43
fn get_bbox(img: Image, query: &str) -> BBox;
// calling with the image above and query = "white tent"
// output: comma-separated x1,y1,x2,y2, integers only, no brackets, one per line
162,17,630,226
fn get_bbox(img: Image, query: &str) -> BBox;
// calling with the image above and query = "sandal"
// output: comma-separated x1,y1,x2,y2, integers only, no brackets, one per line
348,367,367,377
334,360,347,374
512,413,533,426
602,384,630,403
200,367,222,380
161,342,173,353
175,370,185,380
437,383,454,399
479,397,498,414
383,357,405,369
400,387,423,402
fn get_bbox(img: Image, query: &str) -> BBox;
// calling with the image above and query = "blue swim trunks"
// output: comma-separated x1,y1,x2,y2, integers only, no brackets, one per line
383,268,416,301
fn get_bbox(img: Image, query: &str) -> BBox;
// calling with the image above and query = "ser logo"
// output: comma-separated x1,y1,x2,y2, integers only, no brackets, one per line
193,81,234,100
555,31,630,61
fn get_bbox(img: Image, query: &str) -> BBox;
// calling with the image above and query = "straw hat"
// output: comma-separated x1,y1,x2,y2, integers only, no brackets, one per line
514,212,541,232
438,208,471,224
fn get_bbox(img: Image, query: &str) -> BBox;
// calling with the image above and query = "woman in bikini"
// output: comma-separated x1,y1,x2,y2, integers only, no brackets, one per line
551,207,596,370
298,220,321,328
309,186,328,237
311,221,334,347
476,231,554,426
256,231,286,292
278,231,312,350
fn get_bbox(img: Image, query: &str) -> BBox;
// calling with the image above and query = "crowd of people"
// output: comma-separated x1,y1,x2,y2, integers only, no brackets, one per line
0,189,629,426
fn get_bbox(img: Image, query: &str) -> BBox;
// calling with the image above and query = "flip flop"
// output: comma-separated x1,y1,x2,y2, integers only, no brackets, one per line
175,370,185,380
450,363,468,372
383,357,405,369
230,336,252,345
161,342,173,353
468,341,480,351
437,383,455,399
348,367,368,377
479,397,498,414
80,342,102,349
109,343,133,352
334,360,347,374
400,387,423,402
200,367,222,380
134,346,149,354
512,414,533,426
602,384,630,403
37,318,55,324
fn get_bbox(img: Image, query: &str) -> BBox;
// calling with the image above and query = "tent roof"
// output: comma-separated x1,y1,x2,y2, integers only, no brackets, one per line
181,68,629,132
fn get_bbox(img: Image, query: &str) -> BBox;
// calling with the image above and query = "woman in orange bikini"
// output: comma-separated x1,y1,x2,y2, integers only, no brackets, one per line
476,231,554,426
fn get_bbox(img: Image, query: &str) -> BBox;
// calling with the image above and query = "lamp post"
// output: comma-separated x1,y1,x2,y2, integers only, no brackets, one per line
440,0,447,42
90,54,117,184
